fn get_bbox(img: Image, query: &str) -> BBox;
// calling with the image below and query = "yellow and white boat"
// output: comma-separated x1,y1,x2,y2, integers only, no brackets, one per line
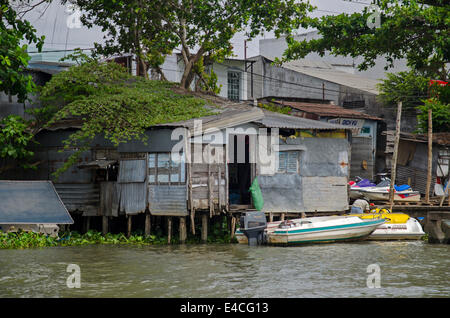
349,208,425,240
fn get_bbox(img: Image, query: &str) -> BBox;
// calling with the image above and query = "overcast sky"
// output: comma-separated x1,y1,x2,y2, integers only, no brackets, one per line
21,0,372,59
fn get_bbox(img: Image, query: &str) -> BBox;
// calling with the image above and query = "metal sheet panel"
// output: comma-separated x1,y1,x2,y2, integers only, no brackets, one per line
258,175,303,212
302,176,348,212
148,185,188,216
0,181,73,224
54,183,99,215
120,182,146,214
350,136,374,179
118,159,146,183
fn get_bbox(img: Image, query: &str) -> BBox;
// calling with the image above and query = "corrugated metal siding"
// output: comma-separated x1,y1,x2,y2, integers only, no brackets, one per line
119,183,146,215
118,159,146,182
350,136,374,180
54,183,99,216
148,185,188,216
397,166,435,197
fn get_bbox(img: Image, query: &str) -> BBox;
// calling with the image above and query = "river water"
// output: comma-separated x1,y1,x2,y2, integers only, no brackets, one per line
0,241,449,298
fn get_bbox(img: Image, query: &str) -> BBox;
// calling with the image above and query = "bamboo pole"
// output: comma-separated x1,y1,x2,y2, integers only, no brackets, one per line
389,102,402,210
425,109,433,204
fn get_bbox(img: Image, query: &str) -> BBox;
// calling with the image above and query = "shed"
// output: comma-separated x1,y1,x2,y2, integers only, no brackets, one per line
0,180,73,236
384,132,450,197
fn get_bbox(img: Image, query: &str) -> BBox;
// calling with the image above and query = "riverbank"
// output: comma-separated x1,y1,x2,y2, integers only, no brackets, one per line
0,229,237,249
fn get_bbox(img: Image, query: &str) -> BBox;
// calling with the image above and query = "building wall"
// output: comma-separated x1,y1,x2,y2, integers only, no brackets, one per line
257,134,350,213
247,56,341,103
258,32,409,81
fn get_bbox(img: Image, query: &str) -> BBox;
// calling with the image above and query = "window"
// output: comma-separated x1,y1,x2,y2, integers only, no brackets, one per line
277,151,300,173
227,71,241,101
148,153,185,184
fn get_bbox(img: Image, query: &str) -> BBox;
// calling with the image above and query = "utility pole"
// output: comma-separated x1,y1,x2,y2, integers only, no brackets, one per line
425,109,433,204
389,101,402,209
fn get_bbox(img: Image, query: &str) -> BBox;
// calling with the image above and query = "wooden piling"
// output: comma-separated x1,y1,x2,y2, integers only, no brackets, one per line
102,216,109,235
179,216,187,244
127,215,132,238
145,212,151,236
167,217,172,244
230,215,236,238
280,213,285,221
201,213,208,243
425,109,433,204
269,212,273,222
84,216,91,233
389,101,402,209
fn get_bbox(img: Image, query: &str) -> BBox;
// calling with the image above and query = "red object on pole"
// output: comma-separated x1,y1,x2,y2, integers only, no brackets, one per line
429,80,448,87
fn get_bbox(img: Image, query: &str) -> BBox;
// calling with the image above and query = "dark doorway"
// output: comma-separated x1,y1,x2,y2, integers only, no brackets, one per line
228,134,252,205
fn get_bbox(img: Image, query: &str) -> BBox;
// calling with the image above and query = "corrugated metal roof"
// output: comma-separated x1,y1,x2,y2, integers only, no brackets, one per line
273,100,382,121
118,159,146,183
281,60,381,95
0,181,73,224
255,110,352,130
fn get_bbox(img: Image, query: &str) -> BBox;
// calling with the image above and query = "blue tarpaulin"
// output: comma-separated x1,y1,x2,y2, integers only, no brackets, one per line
0,181,74,224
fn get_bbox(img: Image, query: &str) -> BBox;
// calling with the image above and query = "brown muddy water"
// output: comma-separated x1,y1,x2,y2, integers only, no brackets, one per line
0,241,449,298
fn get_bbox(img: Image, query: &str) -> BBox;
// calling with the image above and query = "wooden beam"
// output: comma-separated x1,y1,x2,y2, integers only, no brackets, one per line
167,217,172,244
145,212,151,236
127,215,132,238
201,213,208,243
389,101,402,209
179,216,187,244
425,109,433,204
230,215,236,238
102,216,109,235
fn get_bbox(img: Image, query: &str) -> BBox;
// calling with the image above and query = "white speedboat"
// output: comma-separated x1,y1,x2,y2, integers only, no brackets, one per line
359,187,421,202
235,216,385,245
350,211,425,240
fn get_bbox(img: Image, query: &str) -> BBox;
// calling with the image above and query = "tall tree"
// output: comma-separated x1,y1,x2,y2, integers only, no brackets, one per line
0,0,45,102
282,0,449,80
68,0,177,79
72,0,313,89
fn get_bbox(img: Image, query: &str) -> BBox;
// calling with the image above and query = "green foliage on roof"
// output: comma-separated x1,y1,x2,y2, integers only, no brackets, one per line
36,59,214,177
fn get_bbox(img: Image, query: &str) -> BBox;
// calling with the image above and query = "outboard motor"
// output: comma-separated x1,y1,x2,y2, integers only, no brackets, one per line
239,212,267,246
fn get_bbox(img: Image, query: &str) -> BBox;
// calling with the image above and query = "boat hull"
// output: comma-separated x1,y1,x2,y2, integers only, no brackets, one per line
361,190,421,202
366,218,425,240
267,218,385,245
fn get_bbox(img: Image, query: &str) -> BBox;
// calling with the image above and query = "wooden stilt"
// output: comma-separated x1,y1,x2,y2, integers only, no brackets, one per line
179,216,187,244
269,212,273,222
84,216,91,233
102,216,109,235
280,213,285,221
145,212,151,236
230,216,236,238
201,213,208,243
127,215,132,238
167,217,172,244
190,208,196,235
